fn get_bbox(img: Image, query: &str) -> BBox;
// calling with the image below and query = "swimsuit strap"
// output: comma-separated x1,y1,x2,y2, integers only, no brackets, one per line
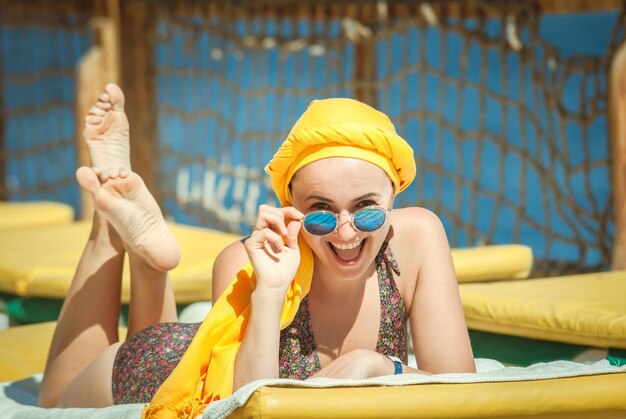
375,241,408,363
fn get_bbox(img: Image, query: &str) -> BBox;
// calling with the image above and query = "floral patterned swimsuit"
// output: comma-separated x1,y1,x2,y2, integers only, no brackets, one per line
112,241,407,404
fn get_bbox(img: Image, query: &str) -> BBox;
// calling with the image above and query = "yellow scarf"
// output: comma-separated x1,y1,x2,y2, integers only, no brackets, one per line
143,98,415,418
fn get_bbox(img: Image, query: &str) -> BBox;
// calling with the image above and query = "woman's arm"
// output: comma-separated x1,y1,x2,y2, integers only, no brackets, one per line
311,349,431,379
212,235,289,391
212,242,285,390
211,205,304,391
401,208,475,373
213,240,284,390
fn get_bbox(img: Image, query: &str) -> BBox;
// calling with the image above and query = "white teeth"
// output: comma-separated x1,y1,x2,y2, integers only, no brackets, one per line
331,240,362,250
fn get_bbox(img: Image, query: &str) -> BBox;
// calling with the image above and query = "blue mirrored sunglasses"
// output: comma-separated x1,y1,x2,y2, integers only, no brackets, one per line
302,207,391,237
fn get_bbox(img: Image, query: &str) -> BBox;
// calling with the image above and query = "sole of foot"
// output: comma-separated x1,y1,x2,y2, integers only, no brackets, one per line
83,83,131,180
76,166,180,272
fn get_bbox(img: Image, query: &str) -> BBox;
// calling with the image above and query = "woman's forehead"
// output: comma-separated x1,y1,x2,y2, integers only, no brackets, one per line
290,158,392,199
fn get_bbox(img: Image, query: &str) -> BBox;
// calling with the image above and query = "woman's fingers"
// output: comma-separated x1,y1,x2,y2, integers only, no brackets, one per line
284,219,301,250
253,205,288,235
247,205,304,255
281,207,304,222
310,350,392,379
244,206,304,291
253,205,304,237
245,221,283,253
247,226,285,255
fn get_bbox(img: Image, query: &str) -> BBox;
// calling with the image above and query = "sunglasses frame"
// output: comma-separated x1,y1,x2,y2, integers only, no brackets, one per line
301,206,392,237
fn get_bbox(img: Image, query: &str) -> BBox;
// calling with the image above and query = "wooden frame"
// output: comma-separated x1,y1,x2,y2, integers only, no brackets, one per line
610,41,626,270
75,0,121,219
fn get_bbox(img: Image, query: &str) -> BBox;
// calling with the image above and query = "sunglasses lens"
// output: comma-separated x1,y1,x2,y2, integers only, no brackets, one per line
303,212,337,236
353,208,386,232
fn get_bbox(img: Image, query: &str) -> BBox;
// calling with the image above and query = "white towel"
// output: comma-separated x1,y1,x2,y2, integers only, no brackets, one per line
0,359,623,419
0,374,143,418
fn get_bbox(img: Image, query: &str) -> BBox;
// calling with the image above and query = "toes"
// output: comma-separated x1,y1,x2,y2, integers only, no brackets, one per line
92,167,127,181
98,92,110,104
88,106,106,117
86,115,102,125
105,83,125,110
108,168,121,179
95,100,112,111
76,167,101,195
94,167,110,183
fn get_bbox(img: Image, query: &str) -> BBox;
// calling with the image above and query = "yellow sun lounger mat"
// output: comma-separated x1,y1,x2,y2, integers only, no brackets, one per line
0,220,532,302
0,220,241,303
224,366,626,419
0,219,530,323
460,270,626,350
0,323,625,418
0,322,127,383
450,244,533,283
0,201,74,231
2,362,625,418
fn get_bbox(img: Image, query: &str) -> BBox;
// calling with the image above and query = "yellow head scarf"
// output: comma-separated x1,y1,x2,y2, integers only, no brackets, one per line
143,98,415,418
267,98,415,205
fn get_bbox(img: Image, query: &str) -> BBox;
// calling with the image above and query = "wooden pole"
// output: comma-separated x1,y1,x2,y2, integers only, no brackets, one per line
76,46,104,219
119,0,156,193
75,0,121,219
609,41,626,270
0,43,5,201
350,3,377,106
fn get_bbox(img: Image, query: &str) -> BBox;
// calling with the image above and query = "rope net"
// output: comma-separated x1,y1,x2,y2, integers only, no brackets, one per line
0,1,621,277
153,1,621,276
0,0,94,210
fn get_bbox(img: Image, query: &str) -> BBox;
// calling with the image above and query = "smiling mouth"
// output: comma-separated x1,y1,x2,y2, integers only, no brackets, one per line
328,238,366,262
331,240,362,250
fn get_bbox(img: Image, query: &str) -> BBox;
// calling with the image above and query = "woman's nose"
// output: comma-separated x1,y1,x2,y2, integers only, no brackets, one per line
335,213,358,240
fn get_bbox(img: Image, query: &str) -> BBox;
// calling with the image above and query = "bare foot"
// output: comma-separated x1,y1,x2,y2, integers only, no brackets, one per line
76,167,180,272
83,83,131,180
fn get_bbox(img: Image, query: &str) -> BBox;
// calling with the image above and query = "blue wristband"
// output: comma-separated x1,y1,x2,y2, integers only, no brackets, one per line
387,355,403,375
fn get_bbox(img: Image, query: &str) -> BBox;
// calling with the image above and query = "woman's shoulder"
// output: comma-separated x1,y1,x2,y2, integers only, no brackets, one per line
215,236,248,260
387,207,449,273
388,207,447,302
212,237,248,300
390,206,446,237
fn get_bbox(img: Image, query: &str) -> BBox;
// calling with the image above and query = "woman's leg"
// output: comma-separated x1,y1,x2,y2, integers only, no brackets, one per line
39,83,131,408
40,83,180,407
39,213,125,407
126,251,178,337
42,167,181,407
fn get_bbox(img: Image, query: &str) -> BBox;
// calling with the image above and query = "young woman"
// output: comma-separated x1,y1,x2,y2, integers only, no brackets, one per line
39,83,475,415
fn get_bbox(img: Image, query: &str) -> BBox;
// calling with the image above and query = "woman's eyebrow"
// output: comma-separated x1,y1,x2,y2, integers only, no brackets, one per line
303,195,333,203
351,192,381,201
303,192,381,203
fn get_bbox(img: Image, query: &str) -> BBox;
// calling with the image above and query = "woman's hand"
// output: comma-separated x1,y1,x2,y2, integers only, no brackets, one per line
311,349,426,379
311,349,396,379
244,204,304,294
